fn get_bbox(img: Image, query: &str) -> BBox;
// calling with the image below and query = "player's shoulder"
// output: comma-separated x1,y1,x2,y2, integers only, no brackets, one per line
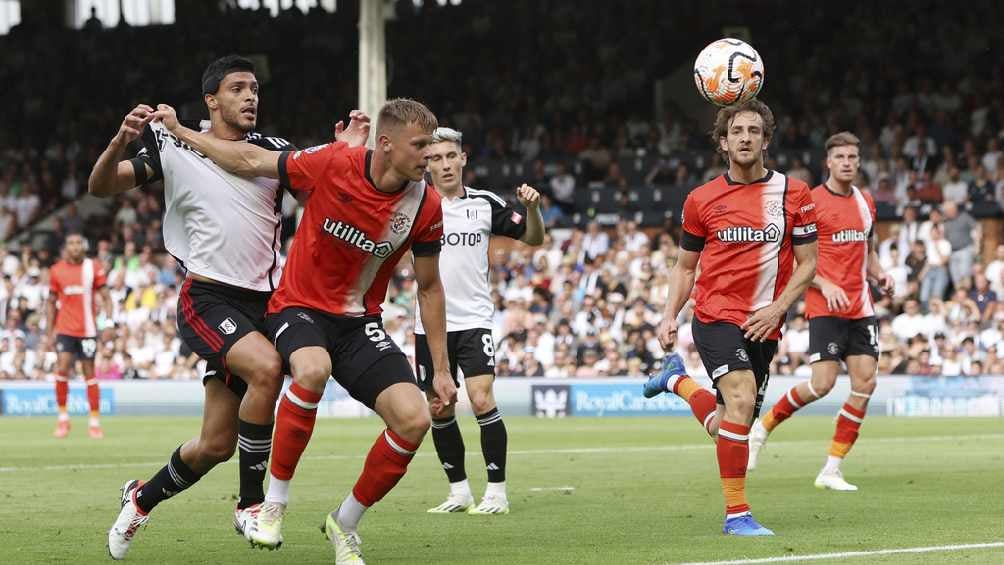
464,186,508,208
684,175,727,210
783,174,812,195
245,131,295,152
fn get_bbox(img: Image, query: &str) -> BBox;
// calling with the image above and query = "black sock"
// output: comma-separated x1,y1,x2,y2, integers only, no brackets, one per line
431,416,467,483
237,419,273,509
135,446,203,513
477,407,507,483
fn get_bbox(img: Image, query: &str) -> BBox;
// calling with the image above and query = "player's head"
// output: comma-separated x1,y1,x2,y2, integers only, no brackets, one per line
426,127,467,192
202,55,258,133
713,99,775,168
375,98,438,182
64,232,86,262
824,131,860,185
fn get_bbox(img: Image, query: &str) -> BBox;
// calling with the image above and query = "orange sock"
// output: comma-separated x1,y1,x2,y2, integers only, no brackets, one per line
829,402,865,458
673,376,717,436
717,420,750,518
762,386,805,432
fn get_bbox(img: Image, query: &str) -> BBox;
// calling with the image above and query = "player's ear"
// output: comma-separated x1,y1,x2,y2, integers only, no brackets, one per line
719,135,728,154
460,152,468,167
379,134,392,153
204,93,218,111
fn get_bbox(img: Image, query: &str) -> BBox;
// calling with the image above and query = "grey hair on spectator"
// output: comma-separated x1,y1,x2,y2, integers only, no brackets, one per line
432,127,463,145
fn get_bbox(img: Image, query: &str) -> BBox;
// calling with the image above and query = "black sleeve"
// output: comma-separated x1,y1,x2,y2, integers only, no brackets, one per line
474,190,528,240
412,240,442,257
277,150,293,192
130,125,163,185
246,133,296,152
680,230,706,252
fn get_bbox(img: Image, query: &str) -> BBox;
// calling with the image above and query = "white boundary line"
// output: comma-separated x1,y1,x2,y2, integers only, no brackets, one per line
674,541,1004,564
1,432,1002,474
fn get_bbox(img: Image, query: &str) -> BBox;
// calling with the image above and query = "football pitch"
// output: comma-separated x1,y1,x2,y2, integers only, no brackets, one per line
1,415,1002,564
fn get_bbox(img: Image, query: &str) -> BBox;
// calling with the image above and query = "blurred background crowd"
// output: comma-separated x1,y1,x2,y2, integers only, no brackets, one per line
2,0,1003,380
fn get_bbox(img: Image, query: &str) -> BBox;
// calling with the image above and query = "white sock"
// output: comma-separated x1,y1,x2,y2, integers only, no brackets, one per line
665,374,681,393
822,455,842,474
450,479,472,498
485,481,507,499
265,474,290,505
58,412,70,423
89,416,100,427
337,492,368,532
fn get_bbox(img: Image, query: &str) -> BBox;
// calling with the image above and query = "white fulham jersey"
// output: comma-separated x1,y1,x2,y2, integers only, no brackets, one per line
415,186,527,334
136,121,292,291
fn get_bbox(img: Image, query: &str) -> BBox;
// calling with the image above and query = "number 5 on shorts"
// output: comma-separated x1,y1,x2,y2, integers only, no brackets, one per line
365,322,386,342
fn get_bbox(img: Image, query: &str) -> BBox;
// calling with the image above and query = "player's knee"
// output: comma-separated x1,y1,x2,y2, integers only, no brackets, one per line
395,404,431,442
428,400,455,420
855,377,877,396
198,438,236,464
814,378,836,397
246,351,283,397
291,358,331,389
468,389,496,415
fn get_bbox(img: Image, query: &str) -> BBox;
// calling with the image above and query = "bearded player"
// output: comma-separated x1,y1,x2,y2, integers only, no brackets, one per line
644,99,818,536
747,131,894,491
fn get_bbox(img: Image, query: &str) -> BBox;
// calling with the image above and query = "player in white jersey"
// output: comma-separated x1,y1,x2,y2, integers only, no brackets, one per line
88,56,369,558
418,127,545,515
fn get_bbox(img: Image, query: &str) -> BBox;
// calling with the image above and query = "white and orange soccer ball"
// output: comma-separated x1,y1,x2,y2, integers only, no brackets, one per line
693,38,764,106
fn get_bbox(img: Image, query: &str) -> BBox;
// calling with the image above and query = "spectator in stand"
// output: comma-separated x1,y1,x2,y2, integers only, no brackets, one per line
986,244,1004,297
549,163,576,213
920,224,951,306
941,166,969,203
941,201,979,288
969,165,996,204
969,274,998,323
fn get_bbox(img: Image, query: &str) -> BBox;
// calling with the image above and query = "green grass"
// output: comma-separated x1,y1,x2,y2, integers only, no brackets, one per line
1,416,1002,564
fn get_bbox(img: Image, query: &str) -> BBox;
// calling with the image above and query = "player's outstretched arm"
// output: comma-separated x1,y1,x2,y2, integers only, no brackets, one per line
88,104,156,197
744,241,817,341
414,253,458,407
657,248,700,351
516,184,546,246
153,104,280,179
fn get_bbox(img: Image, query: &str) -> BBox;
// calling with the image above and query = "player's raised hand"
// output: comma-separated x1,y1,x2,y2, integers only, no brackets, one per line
742,303,784,342
115,104,155,145
657,317,679,352
334,109,371,147
152,104,179,132
432,369,458,407
516,183,541,209
820,279,850,312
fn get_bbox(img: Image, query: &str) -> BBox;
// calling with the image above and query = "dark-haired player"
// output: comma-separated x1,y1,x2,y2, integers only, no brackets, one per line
93,55,369,558
644,99,818,536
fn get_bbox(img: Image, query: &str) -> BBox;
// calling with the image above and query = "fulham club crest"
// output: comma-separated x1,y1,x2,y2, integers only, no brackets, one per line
218,317,238,336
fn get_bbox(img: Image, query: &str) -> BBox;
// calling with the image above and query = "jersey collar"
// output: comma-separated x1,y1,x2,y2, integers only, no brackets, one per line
364,150,410,195
725,170,773,185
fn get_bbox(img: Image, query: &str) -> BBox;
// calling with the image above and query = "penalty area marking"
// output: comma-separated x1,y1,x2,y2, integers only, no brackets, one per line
673,541,1004,565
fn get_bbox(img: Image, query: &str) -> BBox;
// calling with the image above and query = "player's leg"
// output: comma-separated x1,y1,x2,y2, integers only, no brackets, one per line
417,332,471,513
224,332,283,511
643,322,730,439
749,317,845,470
79,337,103,438
108,378,239,559
327,327,427,561
459,328,509,514
816,318,879,491
52,339,75,438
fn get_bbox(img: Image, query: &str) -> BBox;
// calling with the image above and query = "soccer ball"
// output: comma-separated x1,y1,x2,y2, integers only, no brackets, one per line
693,38,764,106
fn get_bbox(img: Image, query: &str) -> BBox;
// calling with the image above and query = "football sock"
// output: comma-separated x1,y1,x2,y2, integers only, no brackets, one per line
55,374,69,420
829,402,866,460
450,479,473,498
349,429,418,515
86,378,100,425
485,480,507,499
672,376,718,436
336,493,367,532
265,383,322,505
431,415,467,483
718,420,751,519
135,446,204,513
762,385,806,432
237,419,273,509
477,407,507,483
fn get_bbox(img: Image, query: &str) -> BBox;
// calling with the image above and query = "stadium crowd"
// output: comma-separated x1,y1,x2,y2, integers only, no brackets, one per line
2,1,1004,380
